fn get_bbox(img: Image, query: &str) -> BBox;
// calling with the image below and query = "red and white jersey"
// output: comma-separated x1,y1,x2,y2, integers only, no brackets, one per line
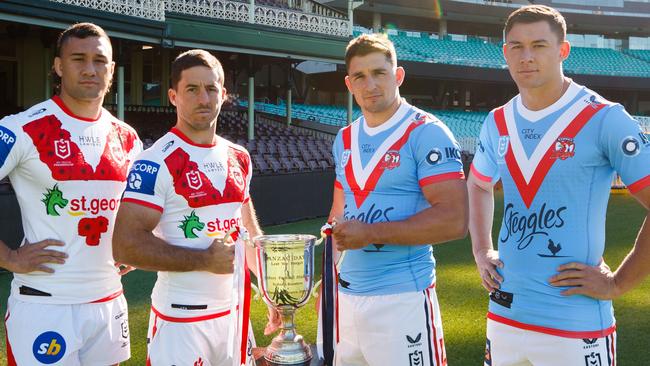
121,128,252,318
0,96,142,304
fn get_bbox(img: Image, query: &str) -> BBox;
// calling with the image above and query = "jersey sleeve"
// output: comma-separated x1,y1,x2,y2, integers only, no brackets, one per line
332,130,344,190
0,115,26,181
470,113,501,184
121,150,168,212
599,104,650,193
412,120,465,188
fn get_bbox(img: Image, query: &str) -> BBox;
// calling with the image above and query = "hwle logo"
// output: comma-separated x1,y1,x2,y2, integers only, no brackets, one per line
33,331,66,364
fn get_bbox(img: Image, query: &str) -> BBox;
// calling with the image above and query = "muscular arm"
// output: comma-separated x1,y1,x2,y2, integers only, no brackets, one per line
113,202,233,274
467,173,503,292
333,179,468,250
550,186,650,299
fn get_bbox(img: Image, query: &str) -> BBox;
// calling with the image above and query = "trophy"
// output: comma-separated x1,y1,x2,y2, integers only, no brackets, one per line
254,234,317,365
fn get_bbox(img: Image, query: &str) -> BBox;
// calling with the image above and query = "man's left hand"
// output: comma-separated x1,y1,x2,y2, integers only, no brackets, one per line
332,220,372,251
549,260,620,300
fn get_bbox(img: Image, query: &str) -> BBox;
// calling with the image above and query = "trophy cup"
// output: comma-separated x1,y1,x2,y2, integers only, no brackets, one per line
254,234,317,365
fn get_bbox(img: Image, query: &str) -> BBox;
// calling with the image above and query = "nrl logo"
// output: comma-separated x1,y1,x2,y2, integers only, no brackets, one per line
108,138,126,165
550,137,575,160
186,170,203,190
54,139,71,159
497,136,509,158
340,150,351,168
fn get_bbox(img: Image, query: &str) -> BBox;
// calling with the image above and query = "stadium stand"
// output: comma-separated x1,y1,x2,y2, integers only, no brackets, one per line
352,29,650,78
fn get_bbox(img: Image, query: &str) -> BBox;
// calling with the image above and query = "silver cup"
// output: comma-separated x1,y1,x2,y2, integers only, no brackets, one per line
254,234,316,365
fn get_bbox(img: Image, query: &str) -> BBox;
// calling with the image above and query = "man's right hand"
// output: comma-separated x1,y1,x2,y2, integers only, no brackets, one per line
474,248,503,292
5,239,67,274
205,239,235,274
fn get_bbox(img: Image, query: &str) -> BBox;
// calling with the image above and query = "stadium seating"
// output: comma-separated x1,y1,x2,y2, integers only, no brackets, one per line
564,47,650,77
352,30,650,77
216,110,335,175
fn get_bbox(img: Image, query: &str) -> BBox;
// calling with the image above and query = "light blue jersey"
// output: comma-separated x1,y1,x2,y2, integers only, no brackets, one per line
471,82,650,338
333,101,465,296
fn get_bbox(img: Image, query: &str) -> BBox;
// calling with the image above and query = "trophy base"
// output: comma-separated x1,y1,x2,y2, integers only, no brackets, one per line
262,334,313,366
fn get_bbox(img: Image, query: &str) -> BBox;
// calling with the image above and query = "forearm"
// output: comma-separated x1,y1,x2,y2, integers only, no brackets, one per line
612,213,650,296
242,201,263,275
0,240,11,269
114,230,211,272
369,203,467,246
468,181,495,257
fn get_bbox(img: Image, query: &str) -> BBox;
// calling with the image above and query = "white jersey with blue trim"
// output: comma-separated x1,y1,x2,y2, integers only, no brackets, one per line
332,100,465,296
121,128,252,318
0,96,141,304
471,81,650,337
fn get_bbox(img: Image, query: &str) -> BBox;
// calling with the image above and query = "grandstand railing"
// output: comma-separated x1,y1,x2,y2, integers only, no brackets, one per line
166,0,350,37
48,0,165,21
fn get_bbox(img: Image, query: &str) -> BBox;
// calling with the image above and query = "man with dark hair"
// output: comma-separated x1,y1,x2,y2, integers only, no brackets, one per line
326,33,468,366
469,5,650,365
114,49,277,366
0,22,141,365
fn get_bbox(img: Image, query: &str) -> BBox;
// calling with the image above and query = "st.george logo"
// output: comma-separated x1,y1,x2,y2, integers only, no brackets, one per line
186,170,203,190
54,139,71,159
33,331,66,364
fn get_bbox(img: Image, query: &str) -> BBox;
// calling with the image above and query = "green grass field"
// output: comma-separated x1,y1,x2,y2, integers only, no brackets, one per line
1,192,649,365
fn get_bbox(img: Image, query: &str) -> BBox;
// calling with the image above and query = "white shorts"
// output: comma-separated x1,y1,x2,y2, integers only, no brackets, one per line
5,293,130,365
335,286,446,366
146,307,255,366
485,319,617,366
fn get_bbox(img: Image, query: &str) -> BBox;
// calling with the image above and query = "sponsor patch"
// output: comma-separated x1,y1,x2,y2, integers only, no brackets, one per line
161,139,175,153
126,160,160,195
33,331,66,364
0,125,17,167
426,149,442,165
621,136,640,157
489,289,513,309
